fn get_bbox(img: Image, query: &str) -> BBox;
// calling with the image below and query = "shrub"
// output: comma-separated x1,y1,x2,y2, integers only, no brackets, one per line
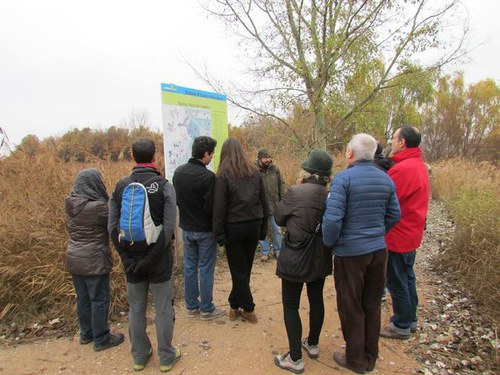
431,159,500,325
0,151,182,332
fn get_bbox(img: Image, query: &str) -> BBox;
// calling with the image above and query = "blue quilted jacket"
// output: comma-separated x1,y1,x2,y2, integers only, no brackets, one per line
322,161,400,257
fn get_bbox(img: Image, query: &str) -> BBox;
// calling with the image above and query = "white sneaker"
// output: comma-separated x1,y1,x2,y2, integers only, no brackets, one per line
301,337,319,358
274,352,304,374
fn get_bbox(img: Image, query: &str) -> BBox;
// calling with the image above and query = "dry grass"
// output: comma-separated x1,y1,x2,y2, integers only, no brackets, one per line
0,145,336,331
0,152,183,331
431,159,500,325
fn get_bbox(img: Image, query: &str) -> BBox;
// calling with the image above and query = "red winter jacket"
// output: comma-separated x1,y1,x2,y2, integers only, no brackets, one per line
385,148,430,253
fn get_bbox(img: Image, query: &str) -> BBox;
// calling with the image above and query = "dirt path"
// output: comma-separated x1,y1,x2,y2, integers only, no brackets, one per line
0,253,422,375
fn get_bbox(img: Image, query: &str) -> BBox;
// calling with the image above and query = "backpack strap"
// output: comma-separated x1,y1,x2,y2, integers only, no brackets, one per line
114,176,132,207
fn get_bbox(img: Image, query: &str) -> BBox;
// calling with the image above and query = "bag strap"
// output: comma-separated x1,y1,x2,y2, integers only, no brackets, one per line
314,219,323,234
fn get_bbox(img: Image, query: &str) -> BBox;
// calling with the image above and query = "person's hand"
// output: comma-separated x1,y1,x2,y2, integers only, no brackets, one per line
133,259,150,275
121,258,136,273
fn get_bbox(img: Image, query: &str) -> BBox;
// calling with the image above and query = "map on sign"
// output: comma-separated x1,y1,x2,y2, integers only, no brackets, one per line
162,105,212,177
161,83,228,178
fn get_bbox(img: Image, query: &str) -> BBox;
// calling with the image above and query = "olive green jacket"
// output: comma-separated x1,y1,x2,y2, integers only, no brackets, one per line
256,160,285,214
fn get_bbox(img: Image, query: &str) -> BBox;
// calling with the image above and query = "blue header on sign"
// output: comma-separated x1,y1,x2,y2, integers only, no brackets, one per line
161,83,227,101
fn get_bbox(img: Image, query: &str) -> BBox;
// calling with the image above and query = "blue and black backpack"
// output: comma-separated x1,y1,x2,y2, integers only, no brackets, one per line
118,175,165,250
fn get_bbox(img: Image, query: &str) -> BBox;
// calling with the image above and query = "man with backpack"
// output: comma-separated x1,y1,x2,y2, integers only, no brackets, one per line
108,137,180,372
173,136,226,320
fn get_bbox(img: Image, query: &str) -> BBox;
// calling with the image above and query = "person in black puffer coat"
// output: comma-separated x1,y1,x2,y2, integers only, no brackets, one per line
65,168,124,351
273,149,333,374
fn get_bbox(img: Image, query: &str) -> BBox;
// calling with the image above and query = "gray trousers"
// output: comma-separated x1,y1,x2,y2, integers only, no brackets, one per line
127,279,176,365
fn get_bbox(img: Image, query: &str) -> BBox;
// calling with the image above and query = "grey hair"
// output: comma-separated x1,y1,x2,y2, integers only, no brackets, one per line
347,133,377,161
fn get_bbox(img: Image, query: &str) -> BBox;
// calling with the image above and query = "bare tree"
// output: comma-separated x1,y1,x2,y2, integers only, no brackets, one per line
121,108,152,130
199,0,468,149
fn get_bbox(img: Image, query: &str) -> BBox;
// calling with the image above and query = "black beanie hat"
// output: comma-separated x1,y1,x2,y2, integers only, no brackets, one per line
302,149,333,177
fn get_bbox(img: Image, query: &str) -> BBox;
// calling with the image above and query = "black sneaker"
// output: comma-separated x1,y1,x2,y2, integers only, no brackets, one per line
79,337,93,345
93,333,125,352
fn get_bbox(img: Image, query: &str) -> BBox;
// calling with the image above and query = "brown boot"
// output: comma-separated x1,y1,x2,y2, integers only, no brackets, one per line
228,308,240,321
241,311,258,324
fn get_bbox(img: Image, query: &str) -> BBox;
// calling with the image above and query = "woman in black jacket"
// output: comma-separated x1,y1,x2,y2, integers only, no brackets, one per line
273,150,333,374
212,138,269,323
65,168,124,351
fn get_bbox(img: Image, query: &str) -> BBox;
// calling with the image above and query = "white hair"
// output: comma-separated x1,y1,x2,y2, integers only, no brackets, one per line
347,133,377,161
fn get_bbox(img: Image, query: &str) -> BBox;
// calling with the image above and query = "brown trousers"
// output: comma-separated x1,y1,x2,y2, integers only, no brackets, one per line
334,248,387,372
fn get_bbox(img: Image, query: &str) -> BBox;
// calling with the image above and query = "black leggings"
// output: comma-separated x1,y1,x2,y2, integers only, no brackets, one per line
281,277,326,361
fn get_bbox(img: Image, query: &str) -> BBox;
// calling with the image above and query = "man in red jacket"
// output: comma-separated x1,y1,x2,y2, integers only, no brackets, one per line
381,126,430,340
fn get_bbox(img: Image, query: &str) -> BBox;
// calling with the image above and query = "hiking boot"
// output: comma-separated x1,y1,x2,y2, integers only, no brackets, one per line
380,325,410,340
79,336,93,345
133,348,153,372
274,352,304,374
333,351,366,374
186,308,200,318
381,288,387,302
410,321,418,334
93,333,124,352
301,337,319,358
229,308,240,321
241,310,258,324
261,255,269,261
160,346,181,372
200,308,226,321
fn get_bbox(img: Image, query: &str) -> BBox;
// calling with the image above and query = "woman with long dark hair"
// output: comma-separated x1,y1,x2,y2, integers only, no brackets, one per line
212,138,269,323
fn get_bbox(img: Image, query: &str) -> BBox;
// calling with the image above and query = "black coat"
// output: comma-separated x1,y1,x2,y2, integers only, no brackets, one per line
173,158,215,232
212,170,269,246
274,179,332,283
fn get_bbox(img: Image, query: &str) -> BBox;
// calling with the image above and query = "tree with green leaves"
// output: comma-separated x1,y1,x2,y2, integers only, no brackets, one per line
202,0,468,149
422,73,500,160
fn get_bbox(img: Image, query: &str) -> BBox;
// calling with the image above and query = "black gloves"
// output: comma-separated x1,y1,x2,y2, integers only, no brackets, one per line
121,257,136,274
132,258,151,275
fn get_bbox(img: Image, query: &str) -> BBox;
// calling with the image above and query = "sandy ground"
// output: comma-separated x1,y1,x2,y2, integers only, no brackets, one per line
0,256,421,375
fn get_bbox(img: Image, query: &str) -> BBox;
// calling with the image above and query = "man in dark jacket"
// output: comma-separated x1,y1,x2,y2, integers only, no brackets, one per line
173,136,225,321
381,126,430,340
323,133,401,374
108,138,180,372
256,148,285,261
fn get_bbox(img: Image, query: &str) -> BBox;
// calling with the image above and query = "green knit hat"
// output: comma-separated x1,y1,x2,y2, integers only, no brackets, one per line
302,149,333,177
257,148,271,159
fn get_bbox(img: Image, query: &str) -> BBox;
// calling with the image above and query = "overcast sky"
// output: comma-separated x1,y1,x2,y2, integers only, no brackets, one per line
1,0,499,146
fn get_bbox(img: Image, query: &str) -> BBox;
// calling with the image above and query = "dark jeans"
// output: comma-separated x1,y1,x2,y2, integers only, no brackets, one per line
225,222,260,312
334,249,387,372
386,250,418,332
282,278,326,361
72,274,110,346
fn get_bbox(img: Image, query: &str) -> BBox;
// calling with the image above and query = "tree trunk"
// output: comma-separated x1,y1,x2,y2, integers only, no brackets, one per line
314,108,327,150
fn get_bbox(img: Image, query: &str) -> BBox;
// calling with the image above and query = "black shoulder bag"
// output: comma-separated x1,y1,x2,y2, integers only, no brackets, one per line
276,220,322,280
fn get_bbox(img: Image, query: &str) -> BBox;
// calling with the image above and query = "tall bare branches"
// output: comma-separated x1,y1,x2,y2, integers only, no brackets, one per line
199,0,468,149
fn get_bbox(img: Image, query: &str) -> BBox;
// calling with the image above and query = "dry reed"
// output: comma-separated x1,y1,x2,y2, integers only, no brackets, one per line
431,159,500,326
0,152,183,332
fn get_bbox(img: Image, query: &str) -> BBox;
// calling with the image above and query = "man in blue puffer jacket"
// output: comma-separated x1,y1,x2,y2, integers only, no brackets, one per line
322,133,400,374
